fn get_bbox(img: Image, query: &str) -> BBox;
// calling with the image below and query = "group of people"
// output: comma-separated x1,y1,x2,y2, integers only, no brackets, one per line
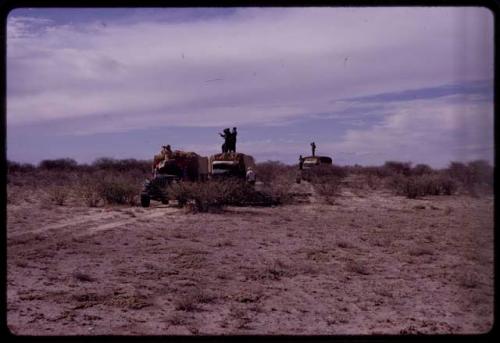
219,127,237,153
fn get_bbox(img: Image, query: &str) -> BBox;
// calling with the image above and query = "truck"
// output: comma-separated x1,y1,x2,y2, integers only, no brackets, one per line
209,152,256,179
298,155,333,183
140,150,209,207
302,155,332,169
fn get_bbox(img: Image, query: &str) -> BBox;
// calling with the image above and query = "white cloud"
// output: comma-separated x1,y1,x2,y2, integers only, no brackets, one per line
330,95,494,167
7,7,493,133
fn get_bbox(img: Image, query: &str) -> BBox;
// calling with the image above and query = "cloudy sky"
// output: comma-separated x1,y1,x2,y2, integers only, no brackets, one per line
7,7,494,167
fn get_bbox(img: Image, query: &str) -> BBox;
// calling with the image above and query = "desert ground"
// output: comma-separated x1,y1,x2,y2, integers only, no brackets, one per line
6,174,494,336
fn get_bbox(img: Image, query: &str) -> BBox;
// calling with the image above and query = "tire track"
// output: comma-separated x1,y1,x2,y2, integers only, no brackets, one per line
9,207,179,240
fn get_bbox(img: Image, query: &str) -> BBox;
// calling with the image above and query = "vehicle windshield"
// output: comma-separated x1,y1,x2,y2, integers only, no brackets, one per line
212,169,232,175
213,162,236,170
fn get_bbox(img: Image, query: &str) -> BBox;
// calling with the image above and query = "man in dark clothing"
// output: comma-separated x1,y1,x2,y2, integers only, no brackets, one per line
219,128,231,153
230,127,237,152
299,155,304,170
311,142,316,157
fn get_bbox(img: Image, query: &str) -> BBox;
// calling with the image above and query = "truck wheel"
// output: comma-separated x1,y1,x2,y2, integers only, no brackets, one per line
141,194,150,207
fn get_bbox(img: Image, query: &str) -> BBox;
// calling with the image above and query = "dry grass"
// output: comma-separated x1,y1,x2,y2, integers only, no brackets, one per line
174,288,217,312
346,260,371,275
72,271,95,282
47,185,70,206
458,271,480,289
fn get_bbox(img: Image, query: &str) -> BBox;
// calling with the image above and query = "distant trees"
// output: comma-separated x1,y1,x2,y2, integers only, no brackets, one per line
39,158,78,171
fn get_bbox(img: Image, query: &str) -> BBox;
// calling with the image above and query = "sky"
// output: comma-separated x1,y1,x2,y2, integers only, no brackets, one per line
6,7,494,167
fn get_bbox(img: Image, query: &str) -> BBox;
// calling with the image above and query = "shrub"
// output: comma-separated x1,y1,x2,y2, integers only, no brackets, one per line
7,160,36,173
305,165,345,202
412,164,434,176
389,174,458,198
92,157,151,174
48,185,69,205
167,179,282,212
383,161,412,176
78,177,102,207
39,158,78,171
359,166,394,178
98,178,138,205
446,161,472,185
467,160,493,186
256,160,295,183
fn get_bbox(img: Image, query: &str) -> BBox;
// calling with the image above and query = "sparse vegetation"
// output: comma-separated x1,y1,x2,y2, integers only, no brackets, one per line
47,185,70,206
6,158,493,210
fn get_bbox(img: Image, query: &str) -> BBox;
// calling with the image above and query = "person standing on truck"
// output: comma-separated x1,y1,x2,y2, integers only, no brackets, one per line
229,127,237,153
299,155,304,170
246,167,256,185
219,128,231,153
311,142,316,157
164,145,173,158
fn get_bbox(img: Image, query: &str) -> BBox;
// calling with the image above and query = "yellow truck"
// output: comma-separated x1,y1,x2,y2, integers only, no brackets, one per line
141,151,209,207
209,152,256,179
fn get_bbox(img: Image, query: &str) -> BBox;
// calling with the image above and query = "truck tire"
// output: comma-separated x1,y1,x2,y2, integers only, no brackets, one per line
141,193,150,207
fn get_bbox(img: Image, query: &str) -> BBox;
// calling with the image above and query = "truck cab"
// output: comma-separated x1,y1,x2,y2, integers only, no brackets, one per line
302,156,333,169
209,153,256,179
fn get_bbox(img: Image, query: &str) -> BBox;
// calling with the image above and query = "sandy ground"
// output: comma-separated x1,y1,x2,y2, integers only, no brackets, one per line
6,181,494,335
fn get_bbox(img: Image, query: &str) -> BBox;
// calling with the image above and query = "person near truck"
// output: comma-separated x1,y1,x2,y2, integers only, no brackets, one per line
311,142,316,157
152,145,172,175
230,127,237,153
299,155,304,170
246,167,256,185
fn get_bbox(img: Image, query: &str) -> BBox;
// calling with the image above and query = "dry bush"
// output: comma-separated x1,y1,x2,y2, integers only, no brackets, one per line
263,175,294,205
306,165,345,202
357,165,394,178
174,288,217,311
255,161,295,204
383,161,412,176
255,160,295,183
263,259,295,280
47,185,70,206
445,160,493,195
39,158,78,171
167,179,280,212
98,177,139,205
389,174,457,199
411,164,434,176
7,160,36,173
78,177,102,207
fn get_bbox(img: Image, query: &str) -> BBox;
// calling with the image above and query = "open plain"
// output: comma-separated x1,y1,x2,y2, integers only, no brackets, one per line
6,177,494,335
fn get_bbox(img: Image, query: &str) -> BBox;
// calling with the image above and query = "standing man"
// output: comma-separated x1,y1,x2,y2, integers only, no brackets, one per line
219,128,231,153
299,155,304,170
311,142,316,157
230,127,238,153
246,167,256,185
